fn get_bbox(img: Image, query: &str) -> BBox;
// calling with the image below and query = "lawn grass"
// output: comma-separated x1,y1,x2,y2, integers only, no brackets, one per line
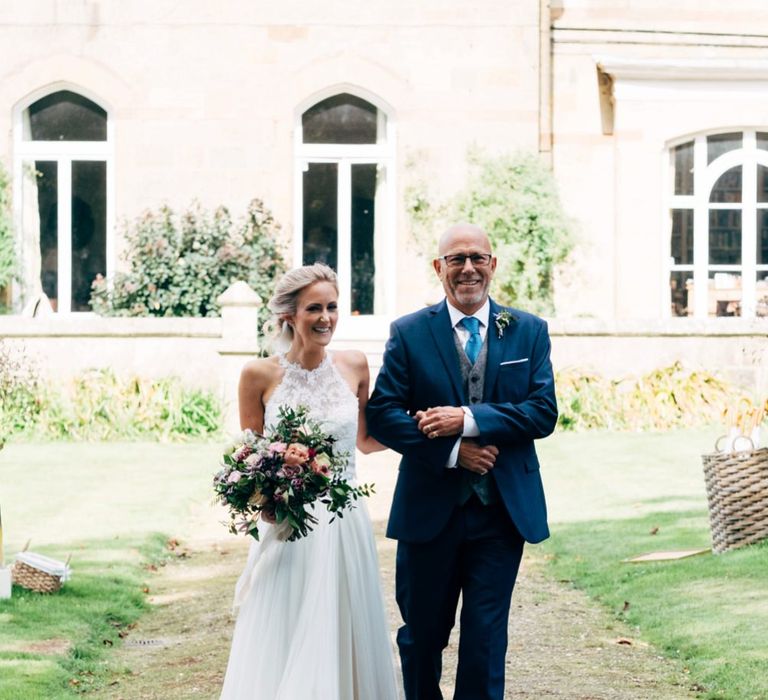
1,430,765,699
0,534,172,699
0,441,221,550
538,428,768,700
0,441,221,698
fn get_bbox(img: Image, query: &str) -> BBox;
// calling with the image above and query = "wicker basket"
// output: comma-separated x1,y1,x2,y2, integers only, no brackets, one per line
11,551,72,594
702,446,768,554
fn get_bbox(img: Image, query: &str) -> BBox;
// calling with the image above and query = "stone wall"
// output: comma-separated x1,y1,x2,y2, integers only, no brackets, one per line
3,284,765,434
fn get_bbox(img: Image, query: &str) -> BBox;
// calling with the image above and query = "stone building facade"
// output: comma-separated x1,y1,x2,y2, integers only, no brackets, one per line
1,1,766,393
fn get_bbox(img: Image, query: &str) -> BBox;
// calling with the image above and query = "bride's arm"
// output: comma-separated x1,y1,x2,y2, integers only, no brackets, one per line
238,358,279,523
238,358,273,432
349,351,387,455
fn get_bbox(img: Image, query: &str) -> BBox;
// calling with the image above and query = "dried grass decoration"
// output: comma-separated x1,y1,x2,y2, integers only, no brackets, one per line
12,549,72,594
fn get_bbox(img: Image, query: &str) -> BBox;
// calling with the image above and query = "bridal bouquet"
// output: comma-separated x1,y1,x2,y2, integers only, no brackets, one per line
213,405,373,542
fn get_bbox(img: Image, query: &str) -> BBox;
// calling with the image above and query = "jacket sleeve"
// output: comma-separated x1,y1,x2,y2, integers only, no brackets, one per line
470,320,558,444
365,322,456,476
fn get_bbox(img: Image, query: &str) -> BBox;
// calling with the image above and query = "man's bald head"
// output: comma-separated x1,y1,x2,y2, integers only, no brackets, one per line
438,223,491,256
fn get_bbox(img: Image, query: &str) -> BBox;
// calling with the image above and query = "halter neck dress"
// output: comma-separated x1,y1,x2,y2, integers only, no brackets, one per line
220,353,399,700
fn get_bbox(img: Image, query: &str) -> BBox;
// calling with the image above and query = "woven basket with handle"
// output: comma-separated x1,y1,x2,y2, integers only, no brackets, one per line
11,544,72,594
702,443,768,554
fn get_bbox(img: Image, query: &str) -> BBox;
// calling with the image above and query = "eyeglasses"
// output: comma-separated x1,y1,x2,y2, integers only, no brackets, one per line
438,253,493,268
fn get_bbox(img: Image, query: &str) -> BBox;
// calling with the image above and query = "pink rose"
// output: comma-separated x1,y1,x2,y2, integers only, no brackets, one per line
233,444,252,462
244,453,262,468
310,459,330,477
269,441,287,454
283,443,311,467
227,470,243,483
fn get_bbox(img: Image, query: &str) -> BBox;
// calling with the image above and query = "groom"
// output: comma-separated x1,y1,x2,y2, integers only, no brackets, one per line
366,223,557,700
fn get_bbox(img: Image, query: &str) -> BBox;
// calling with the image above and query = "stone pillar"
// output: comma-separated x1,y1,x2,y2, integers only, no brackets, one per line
216,281,262,435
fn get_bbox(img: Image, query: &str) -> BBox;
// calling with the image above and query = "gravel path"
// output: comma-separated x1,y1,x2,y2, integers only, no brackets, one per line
95,508,699,700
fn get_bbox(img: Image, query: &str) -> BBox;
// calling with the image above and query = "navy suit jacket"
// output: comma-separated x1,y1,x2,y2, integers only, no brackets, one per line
366,298,557,544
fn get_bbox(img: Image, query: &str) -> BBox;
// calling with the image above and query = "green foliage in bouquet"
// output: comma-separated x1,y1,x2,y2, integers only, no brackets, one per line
0,340,42,443
214,405,374,542
556,362,736,432
90,199,285,328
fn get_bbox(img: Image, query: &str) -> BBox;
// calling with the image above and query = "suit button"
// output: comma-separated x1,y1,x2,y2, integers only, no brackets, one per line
470,375,479,383
470,397,480,404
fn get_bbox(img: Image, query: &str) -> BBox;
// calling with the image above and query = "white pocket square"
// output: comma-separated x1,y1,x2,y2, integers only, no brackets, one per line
500,358,529,366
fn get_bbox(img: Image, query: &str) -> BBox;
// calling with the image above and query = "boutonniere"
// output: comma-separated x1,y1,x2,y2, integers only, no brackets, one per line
493,310,515,338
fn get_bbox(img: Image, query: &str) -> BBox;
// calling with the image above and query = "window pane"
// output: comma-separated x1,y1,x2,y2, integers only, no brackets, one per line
669,271,692,317
757,272,768,317
709,210,741,264
707,132,742,164
709,166,742,203
671,209,694,264
302,163,338,269
72,161,106,312
31,161,59,308
673,141,694,195
350,164,378,315
759,211,768,264
302,94,379,144
25,91,107,141
758,165,768,204
708,271,741,317
758,133,768,152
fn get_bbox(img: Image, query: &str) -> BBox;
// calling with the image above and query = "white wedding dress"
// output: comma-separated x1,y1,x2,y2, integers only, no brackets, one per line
220,353,400,700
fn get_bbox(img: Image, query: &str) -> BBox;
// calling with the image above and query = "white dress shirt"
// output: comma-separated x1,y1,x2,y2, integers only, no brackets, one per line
444,299,489,468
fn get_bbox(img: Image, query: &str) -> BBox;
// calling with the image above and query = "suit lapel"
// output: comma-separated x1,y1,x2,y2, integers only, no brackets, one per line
483,299,506,397
427,301,464,402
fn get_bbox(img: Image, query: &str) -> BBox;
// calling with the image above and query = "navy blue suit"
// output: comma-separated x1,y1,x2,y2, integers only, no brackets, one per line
366,298,557,699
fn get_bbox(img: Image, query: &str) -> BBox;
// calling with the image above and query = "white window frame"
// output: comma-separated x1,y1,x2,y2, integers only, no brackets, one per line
667,129,768,319
293,88,396,337
12,84,114,314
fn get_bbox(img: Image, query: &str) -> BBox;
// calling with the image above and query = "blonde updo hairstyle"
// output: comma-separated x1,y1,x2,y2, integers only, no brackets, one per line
264,263,339,352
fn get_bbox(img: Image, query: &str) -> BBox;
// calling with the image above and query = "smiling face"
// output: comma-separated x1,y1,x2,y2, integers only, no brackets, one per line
433,224,496,315
287,280,339,349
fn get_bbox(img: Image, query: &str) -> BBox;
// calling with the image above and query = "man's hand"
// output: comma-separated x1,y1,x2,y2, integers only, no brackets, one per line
415,406,465,439
457,439,498,475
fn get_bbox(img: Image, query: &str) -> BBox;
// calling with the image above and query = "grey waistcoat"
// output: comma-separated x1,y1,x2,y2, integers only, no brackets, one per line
452,329,500,505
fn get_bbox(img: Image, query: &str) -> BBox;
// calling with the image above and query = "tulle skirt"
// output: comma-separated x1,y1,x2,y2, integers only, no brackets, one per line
220,502,400,699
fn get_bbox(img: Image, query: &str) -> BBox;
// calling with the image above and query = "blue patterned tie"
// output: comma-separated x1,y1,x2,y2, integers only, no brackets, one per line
460,316,482,365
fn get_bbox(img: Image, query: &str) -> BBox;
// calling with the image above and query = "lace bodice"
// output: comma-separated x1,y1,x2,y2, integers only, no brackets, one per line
264,352,359,482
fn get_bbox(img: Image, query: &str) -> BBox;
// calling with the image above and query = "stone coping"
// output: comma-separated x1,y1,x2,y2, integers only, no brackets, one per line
548,318,768,337
0,314,765,339
0,315,221,338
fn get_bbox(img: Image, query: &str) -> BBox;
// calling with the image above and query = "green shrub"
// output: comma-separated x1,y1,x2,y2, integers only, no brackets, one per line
91,199,285,328
2,366,221,443
453,150,573,315
405,148,574,315
0,161,17,309
556,362,735,432
33,369,221,441
0,341,42,442
555,369,617,431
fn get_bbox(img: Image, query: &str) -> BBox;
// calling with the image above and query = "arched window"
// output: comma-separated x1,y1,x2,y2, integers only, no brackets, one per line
668,130,768,318
295,91,394,319
14,89,112,313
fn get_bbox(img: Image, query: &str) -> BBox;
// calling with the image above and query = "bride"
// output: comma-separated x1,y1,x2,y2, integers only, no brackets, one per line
219,263,400,700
